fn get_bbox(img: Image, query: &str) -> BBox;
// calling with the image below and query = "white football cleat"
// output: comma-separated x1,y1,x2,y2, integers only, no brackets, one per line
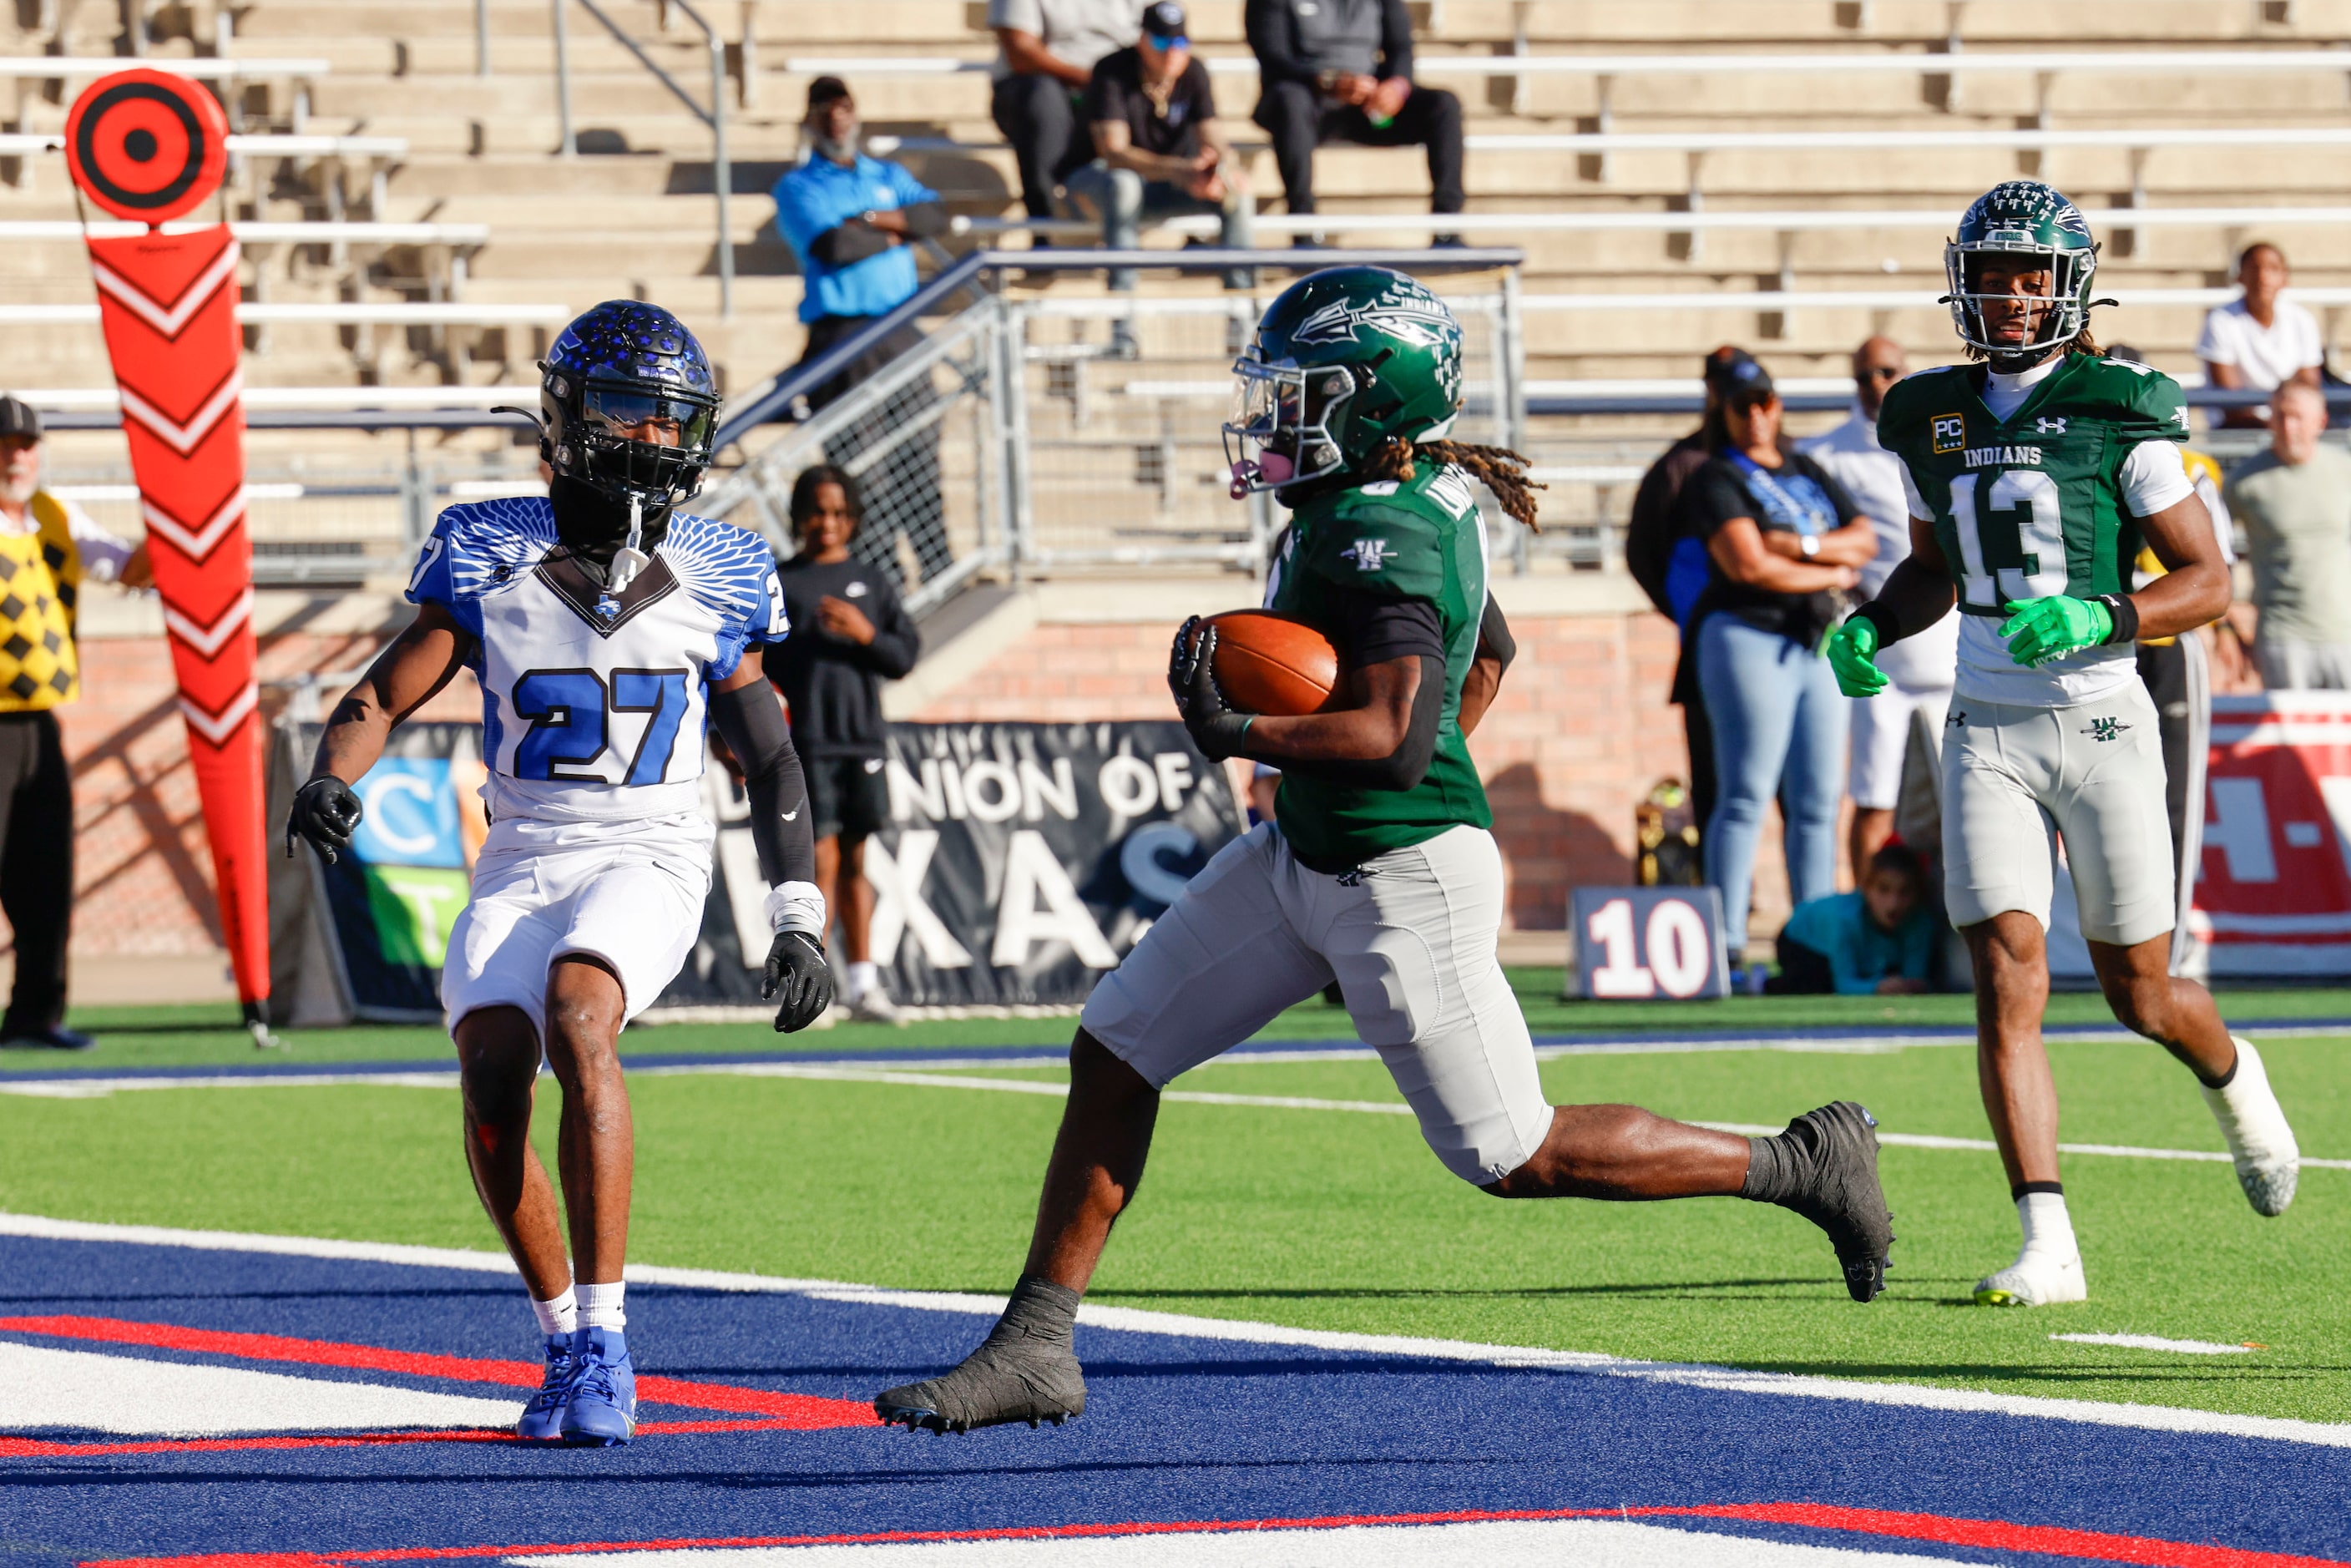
2202,1037,2298,1217
1974,1247,2087,1308
849,986,903,1025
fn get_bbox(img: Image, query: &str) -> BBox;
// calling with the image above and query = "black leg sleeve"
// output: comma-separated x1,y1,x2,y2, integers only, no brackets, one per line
706,681,817,888
0,713,68,1034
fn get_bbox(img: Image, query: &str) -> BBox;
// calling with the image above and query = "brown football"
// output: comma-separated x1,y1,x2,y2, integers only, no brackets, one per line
1201,609,1343,716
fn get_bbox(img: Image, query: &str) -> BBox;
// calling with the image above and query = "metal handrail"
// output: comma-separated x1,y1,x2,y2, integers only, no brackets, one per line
554,0,735,317
714,245,1525,450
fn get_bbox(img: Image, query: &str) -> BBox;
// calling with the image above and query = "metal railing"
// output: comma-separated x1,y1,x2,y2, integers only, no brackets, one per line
699,246,1528,613
553,0,735,317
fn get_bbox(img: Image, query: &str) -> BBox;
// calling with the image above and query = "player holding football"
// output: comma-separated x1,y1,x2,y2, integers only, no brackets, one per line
876,267,1896,1435
285,302,834,1442
1828,183,2300,1307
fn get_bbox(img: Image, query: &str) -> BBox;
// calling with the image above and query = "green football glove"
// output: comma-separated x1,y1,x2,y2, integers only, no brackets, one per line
1826,616,1890,699
2000,596,2114,668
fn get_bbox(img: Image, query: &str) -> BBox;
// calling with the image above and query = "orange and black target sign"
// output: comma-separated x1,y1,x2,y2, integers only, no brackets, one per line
64,68,228,225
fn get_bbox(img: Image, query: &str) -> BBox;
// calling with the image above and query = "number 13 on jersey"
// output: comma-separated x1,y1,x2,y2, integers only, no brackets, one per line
1948,469,2069,612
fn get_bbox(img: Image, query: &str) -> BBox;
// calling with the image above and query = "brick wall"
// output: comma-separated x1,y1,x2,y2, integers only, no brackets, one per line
909,611,1779,933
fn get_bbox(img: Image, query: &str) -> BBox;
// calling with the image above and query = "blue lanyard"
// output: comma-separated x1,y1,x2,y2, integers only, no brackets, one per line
1728,452,1833,538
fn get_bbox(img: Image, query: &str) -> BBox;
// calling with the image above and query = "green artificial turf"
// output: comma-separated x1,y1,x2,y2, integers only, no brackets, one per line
23,977,2351,1073
3,1030,2345,1423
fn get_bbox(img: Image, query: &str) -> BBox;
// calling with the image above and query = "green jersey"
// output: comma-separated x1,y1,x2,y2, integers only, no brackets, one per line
1267,463,1491,867
1877,352,2191,706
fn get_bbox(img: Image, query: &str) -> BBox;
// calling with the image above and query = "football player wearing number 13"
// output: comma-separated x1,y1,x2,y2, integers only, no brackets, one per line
1828,183,2301,1308
876,269,1895,1439
284,302,836,1444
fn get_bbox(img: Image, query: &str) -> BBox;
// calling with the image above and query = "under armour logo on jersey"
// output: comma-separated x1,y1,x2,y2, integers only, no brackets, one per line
2035,416,2068,435
2081,716,2131,742
1948,710,1968,727
1340,538,1393,572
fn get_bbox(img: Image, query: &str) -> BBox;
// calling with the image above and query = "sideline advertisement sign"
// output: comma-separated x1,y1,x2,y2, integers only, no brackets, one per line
269,718,1241,1022
2187,692,2351,978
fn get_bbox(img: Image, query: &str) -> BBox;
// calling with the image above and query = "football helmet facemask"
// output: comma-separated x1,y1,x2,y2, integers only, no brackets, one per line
1943,180,2102,360
538,301,720,570
1225,266,1464,497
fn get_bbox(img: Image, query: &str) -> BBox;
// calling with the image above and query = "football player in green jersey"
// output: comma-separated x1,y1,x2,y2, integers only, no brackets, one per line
1827,182,2300,1307
876,268,1897,1436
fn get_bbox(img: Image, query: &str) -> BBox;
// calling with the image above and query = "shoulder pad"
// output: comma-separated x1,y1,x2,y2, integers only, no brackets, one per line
416,497,555,604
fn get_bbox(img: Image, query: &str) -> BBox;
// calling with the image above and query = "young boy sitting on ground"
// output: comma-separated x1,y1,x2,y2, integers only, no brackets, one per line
1769,842,1939,996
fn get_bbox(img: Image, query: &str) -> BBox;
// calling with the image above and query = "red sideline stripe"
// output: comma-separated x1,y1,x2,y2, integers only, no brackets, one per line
0,1417,852,1461
78,1503,2351,1568
0,1315,874,1429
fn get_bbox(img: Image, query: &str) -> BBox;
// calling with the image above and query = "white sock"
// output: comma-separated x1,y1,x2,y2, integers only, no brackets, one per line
848,960,881,997
530,1286,578,1337
578,1281,626,1330
2017,1190,2077,1259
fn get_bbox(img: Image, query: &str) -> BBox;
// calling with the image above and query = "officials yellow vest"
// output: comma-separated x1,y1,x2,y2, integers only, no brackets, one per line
0,493,83,711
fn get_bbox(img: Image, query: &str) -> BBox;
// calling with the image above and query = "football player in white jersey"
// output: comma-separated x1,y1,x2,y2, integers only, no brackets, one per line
286,302,834,1444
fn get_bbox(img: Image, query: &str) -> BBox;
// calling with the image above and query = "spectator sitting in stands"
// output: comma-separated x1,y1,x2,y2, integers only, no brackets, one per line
1063,2,1252,298
2227,381,2351,690
770,465,923,1023
1768,844,1937,998
1244,0,1463,244
2198,242,2324,430
989,0,1146,233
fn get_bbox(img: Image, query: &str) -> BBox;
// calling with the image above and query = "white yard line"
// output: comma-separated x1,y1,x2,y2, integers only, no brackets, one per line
2050,1333,2260,1356
1,1210,2341,1453
10,1058,2348,1172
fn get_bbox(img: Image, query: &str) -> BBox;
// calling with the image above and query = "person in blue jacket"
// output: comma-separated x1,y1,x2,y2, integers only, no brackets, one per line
1771,843,1939,997
772,77,954,585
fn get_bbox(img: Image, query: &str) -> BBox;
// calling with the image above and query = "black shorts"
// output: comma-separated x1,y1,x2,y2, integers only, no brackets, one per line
806,753,889,842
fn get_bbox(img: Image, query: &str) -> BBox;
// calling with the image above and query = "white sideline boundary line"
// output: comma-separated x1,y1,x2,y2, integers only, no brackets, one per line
9,1060,2347,1171
2,1210,2345,1453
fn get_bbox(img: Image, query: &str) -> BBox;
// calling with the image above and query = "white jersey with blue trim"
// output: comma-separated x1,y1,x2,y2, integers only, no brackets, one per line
406,497,786,825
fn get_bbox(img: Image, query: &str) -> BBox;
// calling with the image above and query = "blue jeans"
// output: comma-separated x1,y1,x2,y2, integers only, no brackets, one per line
1696,613,1848,959
1061,161,1253,291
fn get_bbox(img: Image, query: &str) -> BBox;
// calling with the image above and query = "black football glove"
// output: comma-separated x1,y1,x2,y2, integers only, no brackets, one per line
1167,617,1255,761
286,776,364,864
763,929,835,1033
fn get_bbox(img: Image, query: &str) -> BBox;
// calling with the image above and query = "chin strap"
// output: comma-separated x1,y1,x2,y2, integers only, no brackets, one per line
608,493,651,594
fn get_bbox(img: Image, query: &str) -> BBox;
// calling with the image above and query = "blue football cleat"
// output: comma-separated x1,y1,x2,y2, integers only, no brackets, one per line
559,1325,636,1446
515,1333,579,1442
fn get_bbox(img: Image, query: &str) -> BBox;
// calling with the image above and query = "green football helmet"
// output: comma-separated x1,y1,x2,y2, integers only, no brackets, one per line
1224,266,1465,497
1943,180,2102,358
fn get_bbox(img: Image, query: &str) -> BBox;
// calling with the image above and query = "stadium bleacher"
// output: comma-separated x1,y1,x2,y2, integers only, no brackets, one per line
0,0,2338,999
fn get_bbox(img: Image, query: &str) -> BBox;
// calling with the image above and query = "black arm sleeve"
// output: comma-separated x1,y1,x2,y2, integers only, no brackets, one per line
1477,594,1515,674
807,221,893,266
1283,588,1443,792
861,584,923,680
1376,0,1414,79
707,680,817,887
1246,0,1320,87
899,200,950,239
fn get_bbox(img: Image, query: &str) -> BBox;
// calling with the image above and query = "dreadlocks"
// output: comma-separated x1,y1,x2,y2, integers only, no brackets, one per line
1367,437,1547,532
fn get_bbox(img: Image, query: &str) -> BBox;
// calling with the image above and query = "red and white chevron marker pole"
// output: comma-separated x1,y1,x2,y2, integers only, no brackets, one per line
64,69,271,1042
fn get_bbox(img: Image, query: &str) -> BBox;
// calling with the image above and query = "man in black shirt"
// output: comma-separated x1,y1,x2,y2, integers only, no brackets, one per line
771,467,923,1022
1062,2,1251,293
1244,0,1464,242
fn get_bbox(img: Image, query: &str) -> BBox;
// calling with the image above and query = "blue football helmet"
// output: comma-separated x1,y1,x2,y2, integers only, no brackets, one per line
538,301,720,547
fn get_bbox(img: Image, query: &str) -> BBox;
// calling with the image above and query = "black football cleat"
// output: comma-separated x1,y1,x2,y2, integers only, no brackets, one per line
875,1336,1087,1435
1752,1100,1896,1302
